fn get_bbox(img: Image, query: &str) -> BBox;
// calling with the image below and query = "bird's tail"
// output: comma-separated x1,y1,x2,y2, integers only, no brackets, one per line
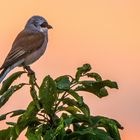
0,59,24,83
0,67,12,83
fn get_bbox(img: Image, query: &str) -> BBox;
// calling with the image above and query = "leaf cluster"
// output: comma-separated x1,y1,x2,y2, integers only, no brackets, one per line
0,64,123,140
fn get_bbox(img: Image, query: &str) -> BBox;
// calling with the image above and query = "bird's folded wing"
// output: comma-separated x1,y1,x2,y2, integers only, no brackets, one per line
0,31,45,69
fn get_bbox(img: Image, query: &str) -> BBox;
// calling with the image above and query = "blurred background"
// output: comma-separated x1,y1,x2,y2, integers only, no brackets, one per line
0,0,140,139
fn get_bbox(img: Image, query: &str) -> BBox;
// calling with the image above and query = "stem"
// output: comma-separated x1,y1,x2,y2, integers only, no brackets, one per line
70,81,81,89
54,91,68,112
24,66,41,109
65,75,75,82
24,65,39,89
38,113,49,122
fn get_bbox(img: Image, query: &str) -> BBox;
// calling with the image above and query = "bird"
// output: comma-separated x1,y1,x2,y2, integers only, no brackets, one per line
0,15,52,83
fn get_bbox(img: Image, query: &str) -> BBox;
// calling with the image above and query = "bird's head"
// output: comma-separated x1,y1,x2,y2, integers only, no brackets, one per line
25,15,53,32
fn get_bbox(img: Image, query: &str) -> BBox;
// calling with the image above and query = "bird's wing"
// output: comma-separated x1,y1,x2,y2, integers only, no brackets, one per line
0,30,45,69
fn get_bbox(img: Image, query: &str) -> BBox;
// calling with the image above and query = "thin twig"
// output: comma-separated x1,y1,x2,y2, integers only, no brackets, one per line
34,79,40,89
38,113,49,122
23,65,40,89
54,91,67,112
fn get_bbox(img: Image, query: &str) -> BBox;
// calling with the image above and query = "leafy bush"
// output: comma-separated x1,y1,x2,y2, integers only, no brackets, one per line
0,64,123,140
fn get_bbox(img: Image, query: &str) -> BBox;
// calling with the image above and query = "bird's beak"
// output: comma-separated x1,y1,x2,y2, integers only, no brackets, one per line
47,24,53,29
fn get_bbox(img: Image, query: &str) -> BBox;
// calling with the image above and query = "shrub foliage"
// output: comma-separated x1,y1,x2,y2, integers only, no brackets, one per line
0,64,123,140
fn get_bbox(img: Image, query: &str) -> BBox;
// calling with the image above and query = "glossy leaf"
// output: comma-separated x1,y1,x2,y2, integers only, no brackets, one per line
0,112,10,121
10,109,26,117
0,109,25,121
111,119,124,130
75,80,118,98
14,101,39,136
43,118,65,140
59,106,81,115
39,75,57,115
0,71,25,95
67,90,90,115
75,64,92,81
68,89,83,105
6,122,16,126
71,114,91,124
62,113,73,127
26,127,41,140
0,127,18,140
99,119,122,140
0,127,11,140
0,83,26,108
99,88,109,97
43,129,54,140
78,103,90,116
62,98,90,116
54,118,65,139
62,98,77,106
86,72,102,81
90,116,123,140
30,86,40,110
66,128,113,140
55,76,71,90
62,114,91,129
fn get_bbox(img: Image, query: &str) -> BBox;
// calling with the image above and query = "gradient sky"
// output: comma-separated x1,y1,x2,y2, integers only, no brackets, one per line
0,0,140,139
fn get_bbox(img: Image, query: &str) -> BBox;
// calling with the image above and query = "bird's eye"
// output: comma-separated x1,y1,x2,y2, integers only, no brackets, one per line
40,22,48,28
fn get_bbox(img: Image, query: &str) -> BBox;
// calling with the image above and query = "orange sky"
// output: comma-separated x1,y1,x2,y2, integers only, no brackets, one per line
0,0,140,139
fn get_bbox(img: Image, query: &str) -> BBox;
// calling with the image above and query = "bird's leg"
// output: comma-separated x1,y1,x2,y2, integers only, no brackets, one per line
23,65,34,75
23,65,39,89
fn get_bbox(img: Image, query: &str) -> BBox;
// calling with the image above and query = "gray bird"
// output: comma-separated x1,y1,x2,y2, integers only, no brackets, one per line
0,15,52,83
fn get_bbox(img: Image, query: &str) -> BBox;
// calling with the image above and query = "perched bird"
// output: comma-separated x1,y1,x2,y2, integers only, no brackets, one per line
0,15,52,83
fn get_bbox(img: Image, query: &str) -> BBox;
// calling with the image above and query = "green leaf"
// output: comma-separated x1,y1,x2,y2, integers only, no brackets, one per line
90,116,123,140
62,98,90,116
15,101,39,136
39,75,57,115
0,127,18,140
0,112,10,121
54,117,65,139
63,114,92,129
100,119,122,140
86,72,102,81
55,75,71,90
75,64,92,81
65,128,113,140
10,109,26,117
30,85,40,110
62,113,73,127
92,129,113,140
0,83,26,108
0,71,25,95
43,118,65,140
26,127,41,140
68,89,83,105
67,90,90,115
71,114,91,124
102,80,118,89
75,80,118,98
63,98,77,106
111,119,124,130
43,129,54,140
78,103,90,116
99,88,109,97
0,109,25,121
0,127,11,140
6,122,16,126
59,106,81,115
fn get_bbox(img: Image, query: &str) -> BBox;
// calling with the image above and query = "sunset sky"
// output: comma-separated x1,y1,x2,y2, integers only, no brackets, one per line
0,0,140,139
